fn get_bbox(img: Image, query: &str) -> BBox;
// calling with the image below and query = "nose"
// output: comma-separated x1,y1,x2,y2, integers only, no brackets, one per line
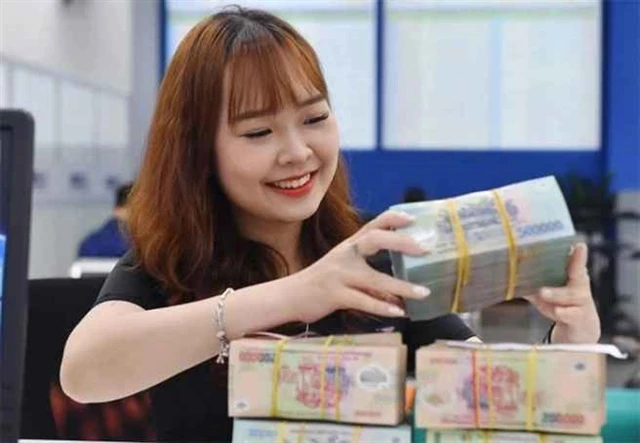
277,129,313,166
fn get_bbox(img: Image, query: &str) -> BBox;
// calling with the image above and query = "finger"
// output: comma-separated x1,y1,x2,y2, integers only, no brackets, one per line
536,287,589,307
374,291,407,311
354,269,430,300
356,229,428,257
344,288,407,318
553,306,583,326
567,242,590,288
363,288,402,305
523,295,557,320
358,210,416,235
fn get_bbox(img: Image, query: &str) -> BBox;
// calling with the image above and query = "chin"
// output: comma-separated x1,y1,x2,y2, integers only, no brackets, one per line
272,200,321,223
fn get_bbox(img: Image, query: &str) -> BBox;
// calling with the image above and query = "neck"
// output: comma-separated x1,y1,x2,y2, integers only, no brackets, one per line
235,214,305,273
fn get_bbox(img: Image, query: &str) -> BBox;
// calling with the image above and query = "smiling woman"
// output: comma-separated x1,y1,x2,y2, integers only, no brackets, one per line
129,8,359,294
58,7,477,442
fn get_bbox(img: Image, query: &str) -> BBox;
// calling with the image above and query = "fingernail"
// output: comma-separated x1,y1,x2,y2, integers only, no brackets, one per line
413,229,437,251
393,211,415,221
568,245,575,256
413,285,431,298
388,305,406,316
540,288,551,298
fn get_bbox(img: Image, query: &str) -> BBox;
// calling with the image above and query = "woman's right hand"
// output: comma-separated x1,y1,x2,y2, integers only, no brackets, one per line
287,210,431,324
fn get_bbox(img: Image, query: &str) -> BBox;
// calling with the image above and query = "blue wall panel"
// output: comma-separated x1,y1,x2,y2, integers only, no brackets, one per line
160,0,637,212
344,150,601,214
604,0,640,191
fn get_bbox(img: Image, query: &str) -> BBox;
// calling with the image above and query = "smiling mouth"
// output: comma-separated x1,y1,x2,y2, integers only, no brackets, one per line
268,171,316,190
266,171,317,197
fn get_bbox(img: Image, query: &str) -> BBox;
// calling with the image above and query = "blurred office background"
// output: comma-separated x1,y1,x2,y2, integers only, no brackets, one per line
1,1,638,440
0,0,638,368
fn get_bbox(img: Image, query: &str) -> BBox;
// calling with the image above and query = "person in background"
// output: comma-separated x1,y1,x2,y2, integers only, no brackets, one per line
403,186,427,203
60,8,600,442
77,183,132,258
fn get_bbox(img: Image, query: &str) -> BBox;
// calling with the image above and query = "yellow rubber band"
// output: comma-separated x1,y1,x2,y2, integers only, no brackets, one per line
277,421,287,443
352,425,362,443
526,347,538,431
297,423,306,443
539,434,547,443
270,339,289,417
334,342,343,421
482,430,490,443
486,348,494,428
492,191,518,301
273,335,350,422
319,336,335,420
446,199,470,312
473,350,481,427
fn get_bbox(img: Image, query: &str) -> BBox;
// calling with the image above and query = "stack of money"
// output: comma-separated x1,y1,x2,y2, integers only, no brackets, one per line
232,419,412,443
228,333,407,425
414,341,625,435
420,429,603,443
388,176,576,321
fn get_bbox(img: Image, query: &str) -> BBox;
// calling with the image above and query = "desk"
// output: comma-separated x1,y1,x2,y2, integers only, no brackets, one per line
20,390,640,443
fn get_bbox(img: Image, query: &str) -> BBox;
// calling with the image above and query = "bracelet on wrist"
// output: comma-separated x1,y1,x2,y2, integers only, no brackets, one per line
214,288,234,364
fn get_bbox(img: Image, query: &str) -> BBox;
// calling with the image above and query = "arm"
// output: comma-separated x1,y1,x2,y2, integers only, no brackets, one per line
60,275,300,404
62,210,433,403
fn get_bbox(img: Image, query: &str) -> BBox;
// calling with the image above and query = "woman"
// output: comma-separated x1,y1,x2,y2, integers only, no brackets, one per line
60,7,600,442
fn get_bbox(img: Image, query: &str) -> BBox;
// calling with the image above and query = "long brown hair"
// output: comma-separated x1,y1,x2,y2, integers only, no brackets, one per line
127,7,361,303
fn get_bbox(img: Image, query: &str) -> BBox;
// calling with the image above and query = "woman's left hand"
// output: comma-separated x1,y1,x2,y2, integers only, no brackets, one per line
524,242,601,344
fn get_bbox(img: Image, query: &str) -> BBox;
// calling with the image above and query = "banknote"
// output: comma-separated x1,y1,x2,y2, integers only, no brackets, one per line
413,341,623,435
388,176,576,321
422,429,602,443
232,419,412,443
228,333,407,425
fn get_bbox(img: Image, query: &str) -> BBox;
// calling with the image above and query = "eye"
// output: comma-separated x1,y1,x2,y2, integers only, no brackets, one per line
243,128,272,139
304,113,329,125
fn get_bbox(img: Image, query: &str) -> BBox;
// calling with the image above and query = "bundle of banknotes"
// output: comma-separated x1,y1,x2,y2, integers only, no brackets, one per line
414,341,625,435
228,333,407,425
388,176,576,321
232,419,411,443
420,429,603,443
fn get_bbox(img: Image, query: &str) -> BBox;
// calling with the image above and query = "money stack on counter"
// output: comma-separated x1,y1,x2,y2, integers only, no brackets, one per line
228,333,412,442
412,341,626,443
388,176,576,321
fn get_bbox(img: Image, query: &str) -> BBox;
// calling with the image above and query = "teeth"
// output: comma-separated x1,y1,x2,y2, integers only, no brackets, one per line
272,173,311,189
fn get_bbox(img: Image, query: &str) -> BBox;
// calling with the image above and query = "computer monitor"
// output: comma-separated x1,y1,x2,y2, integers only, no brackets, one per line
0,110,34,443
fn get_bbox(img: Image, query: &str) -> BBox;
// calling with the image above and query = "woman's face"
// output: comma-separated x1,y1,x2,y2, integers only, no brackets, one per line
215,76,340,232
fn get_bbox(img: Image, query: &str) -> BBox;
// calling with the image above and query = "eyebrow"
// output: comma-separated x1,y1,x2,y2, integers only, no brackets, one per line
232,94,326,123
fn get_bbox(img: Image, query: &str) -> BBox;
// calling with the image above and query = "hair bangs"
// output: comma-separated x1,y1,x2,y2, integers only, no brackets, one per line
227,33,328,124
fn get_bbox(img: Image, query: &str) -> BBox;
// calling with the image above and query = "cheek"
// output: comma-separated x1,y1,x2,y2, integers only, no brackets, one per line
318,122,340,170
219,156,268,192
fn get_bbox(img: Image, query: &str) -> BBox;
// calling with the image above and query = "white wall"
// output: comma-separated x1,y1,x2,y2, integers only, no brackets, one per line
130,0,160,169
0,0,159,278
0,0,131,94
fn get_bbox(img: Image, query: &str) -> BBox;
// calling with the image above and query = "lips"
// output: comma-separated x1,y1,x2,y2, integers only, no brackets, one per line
266,171,317,197
269,173,312,189
267,170,317,189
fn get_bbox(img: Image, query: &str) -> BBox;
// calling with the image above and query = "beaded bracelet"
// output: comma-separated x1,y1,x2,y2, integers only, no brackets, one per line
214,288,235,364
